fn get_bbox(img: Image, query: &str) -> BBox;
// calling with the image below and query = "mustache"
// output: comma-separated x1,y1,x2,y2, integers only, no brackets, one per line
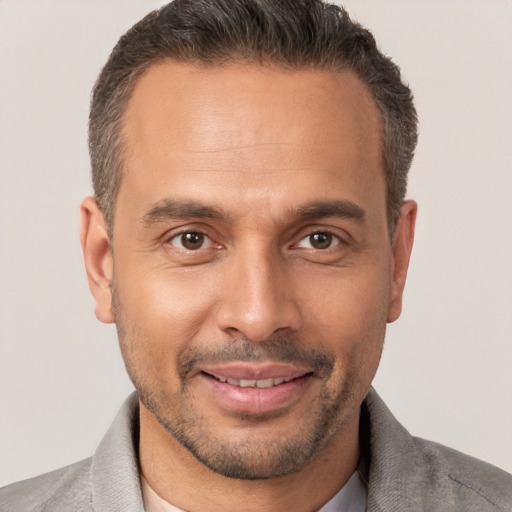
178,336,335,381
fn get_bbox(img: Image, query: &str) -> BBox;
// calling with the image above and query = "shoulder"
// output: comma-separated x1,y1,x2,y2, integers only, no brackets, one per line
412,436,512,510
0,394,143,512
0,458,93,512
364,388,512,511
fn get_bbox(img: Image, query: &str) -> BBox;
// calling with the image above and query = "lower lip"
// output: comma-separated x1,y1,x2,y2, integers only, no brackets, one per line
200,373,313,415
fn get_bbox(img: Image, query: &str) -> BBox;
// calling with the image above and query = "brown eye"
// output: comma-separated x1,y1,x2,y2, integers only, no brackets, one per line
170,232,212,251
309,233,332,249
297,232,339,250
181,232,204,250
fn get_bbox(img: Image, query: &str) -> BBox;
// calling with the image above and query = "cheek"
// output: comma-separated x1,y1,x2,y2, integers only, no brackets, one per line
113,265,220,375
297,264,389,381
299,263,390,334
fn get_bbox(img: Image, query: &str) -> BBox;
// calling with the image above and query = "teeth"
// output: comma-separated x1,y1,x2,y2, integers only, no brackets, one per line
239,379,256,387
256,378,274,388
216,376,297,388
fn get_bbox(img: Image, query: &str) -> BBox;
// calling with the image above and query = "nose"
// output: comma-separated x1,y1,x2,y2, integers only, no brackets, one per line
215,247,302,342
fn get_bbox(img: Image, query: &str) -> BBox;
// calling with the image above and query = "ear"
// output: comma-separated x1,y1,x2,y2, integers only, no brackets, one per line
387,200,417,323
80,197,114,324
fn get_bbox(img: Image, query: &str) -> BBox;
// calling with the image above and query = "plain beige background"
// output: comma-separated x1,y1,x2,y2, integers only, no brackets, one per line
0,0,511,487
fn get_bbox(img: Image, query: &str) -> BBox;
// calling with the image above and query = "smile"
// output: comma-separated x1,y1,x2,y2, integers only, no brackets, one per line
206,374,298,388
198,364,315,414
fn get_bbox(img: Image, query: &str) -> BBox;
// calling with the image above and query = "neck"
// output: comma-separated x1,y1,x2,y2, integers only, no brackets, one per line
138,402,360,512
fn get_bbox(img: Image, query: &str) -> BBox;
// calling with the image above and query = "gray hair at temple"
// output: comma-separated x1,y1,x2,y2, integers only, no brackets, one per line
89,0,418,238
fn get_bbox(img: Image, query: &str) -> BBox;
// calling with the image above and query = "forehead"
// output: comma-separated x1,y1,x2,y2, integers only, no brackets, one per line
123,61,381,155
119,61,384,223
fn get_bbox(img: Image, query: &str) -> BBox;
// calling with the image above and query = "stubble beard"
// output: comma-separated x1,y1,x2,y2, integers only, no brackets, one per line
135,351,361,480
112,290,373,480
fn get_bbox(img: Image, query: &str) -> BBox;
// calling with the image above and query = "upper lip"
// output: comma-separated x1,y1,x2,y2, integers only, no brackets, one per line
198,362,313,381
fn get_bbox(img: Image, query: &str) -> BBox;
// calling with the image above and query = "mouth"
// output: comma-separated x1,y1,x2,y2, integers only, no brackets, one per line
202,372,311,388
197,363,315,414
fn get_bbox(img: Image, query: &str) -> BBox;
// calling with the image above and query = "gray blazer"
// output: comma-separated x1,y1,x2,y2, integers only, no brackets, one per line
1,389,511,511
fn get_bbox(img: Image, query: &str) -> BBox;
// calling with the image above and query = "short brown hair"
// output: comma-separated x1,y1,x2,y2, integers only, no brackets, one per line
89,0,417,235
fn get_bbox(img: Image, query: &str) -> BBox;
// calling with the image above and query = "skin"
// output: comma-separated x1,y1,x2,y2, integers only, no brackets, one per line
80,62,416,511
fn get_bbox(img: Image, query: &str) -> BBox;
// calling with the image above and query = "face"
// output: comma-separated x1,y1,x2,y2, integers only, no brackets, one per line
82,62,415,480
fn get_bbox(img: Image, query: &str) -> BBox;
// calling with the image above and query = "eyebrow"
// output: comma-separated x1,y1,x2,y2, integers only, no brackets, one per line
294,200,365,222
142,199,224,226
142,198,365,226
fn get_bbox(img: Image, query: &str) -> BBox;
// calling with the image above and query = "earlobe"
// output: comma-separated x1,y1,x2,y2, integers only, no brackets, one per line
387,200,417,323
80,197,115,324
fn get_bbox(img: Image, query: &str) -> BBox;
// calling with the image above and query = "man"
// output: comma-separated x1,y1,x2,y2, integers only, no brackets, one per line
1,0,510,510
